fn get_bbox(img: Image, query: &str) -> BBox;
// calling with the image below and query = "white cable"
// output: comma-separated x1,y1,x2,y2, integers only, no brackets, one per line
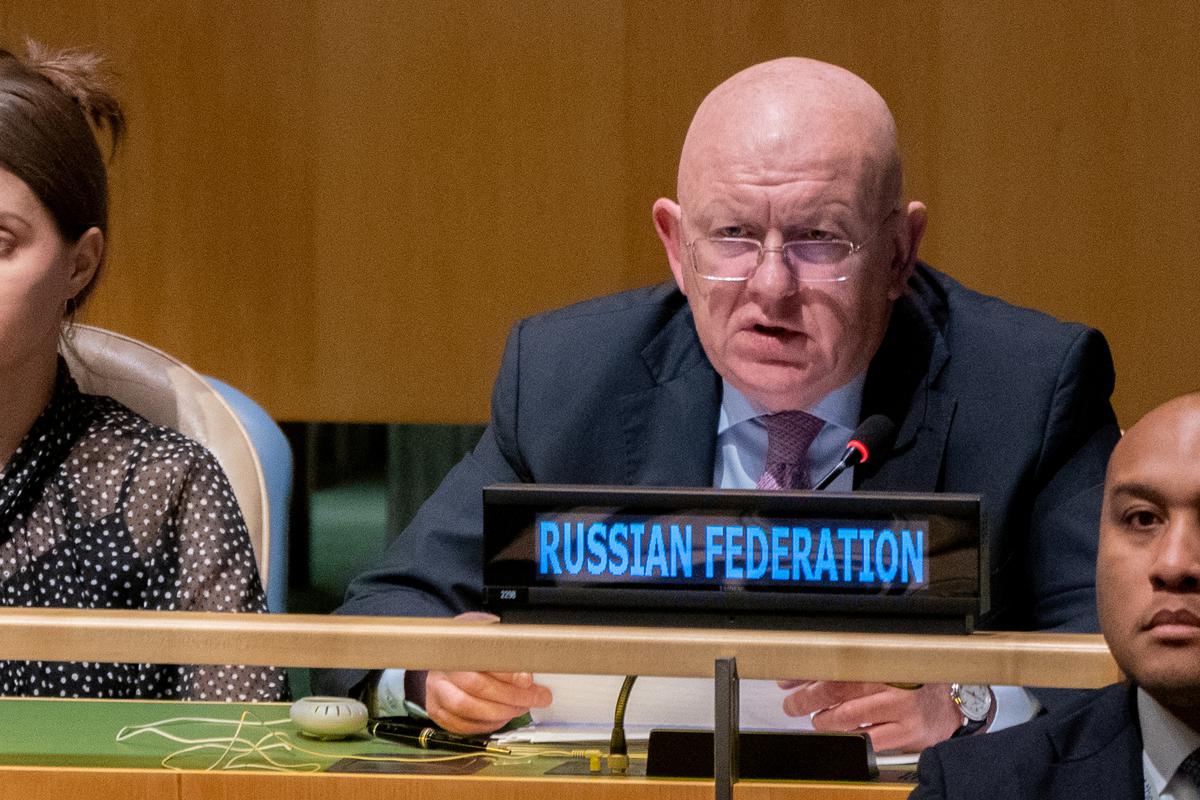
115,710,538,773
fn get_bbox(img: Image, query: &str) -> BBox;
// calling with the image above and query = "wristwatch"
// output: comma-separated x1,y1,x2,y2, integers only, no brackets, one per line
949,683,992,737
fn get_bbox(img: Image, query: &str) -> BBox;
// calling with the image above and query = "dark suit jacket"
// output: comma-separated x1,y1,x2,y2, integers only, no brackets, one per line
911,683,1143,799
314,263,1120,697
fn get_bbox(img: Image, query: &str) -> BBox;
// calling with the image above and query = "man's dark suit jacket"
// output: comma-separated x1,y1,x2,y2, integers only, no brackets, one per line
314,263,1120,697
911,683,1143,798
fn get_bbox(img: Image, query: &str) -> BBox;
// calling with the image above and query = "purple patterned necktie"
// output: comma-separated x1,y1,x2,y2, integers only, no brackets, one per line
756,410,825,491
1179,747,1200,791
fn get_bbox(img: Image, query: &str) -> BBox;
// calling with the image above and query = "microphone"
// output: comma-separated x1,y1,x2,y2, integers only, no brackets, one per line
811,414,896,491
607,675,637,774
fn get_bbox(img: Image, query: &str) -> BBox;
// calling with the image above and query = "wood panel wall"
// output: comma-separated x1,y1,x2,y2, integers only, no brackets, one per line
1,1,1196,424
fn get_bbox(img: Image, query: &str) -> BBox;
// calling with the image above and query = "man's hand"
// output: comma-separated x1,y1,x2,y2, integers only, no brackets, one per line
424,670,553,734
778,680,962,753
420,612,553,734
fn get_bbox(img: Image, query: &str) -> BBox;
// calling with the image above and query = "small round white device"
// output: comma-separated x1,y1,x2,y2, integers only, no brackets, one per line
289,696,369,740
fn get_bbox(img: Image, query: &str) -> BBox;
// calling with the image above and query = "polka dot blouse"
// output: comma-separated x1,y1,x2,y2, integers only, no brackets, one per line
0,361,286,701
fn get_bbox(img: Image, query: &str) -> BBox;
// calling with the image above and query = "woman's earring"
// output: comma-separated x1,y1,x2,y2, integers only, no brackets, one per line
62,297,77,341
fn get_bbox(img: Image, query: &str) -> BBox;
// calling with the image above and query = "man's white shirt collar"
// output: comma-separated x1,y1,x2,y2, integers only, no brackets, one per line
716,374,865,435
1139,687,1200,800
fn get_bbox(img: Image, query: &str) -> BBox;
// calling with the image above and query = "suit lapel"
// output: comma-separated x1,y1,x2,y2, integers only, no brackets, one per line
857,278,956,493
618,305,721,487
1043,684,1144,798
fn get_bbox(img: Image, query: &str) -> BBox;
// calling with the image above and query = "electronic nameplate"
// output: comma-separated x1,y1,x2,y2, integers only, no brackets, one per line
482,484,987,634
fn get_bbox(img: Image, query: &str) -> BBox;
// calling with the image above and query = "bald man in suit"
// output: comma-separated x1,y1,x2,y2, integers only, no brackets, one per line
317,57,1119,754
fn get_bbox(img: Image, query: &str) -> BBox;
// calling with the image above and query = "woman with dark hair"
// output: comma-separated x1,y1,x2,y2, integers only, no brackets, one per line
0,41,284,701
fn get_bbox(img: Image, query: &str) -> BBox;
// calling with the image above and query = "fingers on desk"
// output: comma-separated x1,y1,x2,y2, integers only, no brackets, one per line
806,682,960,753
781,680,890,717
425,670,552,735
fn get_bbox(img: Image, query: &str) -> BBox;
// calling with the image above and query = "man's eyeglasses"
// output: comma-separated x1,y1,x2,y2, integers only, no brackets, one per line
685,209,899,284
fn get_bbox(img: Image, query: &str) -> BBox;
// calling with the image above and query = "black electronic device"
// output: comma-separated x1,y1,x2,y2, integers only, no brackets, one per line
482,484,987,633
645,728,877,781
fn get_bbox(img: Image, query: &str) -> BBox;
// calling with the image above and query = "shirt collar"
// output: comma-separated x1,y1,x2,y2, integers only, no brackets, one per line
1138,687,1200,797
717,374,866,435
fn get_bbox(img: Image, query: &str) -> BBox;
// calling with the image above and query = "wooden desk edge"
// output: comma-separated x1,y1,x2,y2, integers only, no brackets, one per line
0,608,1119,687
0,764,912,800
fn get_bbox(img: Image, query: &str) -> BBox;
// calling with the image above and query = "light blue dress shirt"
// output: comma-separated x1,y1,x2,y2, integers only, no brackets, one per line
713,376,863,492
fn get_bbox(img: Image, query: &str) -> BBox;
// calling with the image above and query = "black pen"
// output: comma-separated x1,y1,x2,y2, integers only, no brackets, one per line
367,719,511,755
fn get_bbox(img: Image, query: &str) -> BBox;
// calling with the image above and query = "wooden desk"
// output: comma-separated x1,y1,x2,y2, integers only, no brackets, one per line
0,698,912,800
0,609,1118,799
0,769,912,800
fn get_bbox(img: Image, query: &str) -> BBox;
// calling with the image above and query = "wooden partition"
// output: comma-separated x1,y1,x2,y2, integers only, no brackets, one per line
1,2,1197,424
0,608,1119,688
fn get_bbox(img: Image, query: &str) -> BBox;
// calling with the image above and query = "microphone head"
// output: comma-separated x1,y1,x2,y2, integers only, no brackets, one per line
847,414,897,465
290,696,369,740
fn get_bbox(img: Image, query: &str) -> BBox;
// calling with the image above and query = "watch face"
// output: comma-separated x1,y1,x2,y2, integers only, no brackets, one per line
955,684,992,721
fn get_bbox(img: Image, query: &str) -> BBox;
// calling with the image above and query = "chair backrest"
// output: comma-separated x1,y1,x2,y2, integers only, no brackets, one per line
205,377,292,613
61,325,271,587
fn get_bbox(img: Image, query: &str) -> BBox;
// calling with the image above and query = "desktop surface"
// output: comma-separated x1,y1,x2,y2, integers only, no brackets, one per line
0,696,913,799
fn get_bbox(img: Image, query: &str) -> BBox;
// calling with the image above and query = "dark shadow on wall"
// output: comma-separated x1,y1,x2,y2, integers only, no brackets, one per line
280,421,485,697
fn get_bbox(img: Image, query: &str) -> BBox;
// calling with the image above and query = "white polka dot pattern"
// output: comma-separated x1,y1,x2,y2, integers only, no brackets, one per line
0,362,286,701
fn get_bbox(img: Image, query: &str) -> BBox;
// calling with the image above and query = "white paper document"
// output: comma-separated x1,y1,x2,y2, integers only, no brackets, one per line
494,674,811,743
494,673,920,765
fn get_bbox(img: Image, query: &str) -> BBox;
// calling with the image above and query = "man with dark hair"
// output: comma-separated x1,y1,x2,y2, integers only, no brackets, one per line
316,57,1119,753
913,393,1200,798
